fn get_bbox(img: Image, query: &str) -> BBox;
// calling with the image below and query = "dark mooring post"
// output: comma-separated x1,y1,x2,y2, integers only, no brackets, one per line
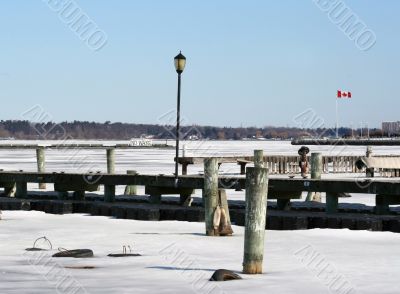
306,153,322,202
243,166,269,274
36,147,46,189
203,158,219,236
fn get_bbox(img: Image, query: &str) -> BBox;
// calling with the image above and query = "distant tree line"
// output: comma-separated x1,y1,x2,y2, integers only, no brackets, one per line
0,120,385,140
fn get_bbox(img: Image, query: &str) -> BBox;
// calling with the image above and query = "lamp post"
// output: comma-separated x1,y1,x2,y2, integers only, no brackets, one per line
174,51,186,179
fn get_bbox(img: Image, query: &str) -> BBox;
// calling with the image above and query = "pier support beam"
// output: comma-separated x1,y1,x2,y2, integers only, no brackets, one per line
15,181,27,199
124,170,138,195
104,185,116,202
243,166,269,274
326,192,339,214
181,163,189,175
203,158,219,236
106,148,115,174
306,153,322,202
36,147,46,189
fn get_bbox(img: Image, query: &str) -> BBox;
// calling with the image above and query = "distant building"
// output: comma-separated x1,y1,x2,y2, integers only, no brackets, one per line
382,121,400,135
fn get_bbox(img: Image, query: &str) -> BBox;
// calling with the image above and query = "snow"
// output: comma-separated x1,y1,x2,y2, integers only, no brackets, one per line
0,211,400,294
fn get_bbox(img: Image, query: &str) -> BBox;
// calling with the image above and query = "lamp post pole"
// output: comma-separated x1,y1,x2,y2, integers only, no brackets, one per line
173,51,186,180
175,72,182,179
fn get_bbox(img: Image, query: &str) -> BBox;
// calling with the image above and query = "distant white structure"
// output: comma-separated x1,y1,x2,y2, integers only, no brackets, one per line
382,121,400,136
130,138,153,147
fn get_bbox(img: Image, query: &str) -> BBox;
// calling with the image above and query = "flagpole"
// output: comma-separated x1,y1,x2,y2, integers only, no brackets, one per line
335,98,338,138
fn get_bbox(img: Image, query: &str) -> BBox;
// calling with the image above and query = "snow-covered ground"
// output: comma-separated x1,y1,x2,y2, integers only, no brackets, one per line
1,211,400,294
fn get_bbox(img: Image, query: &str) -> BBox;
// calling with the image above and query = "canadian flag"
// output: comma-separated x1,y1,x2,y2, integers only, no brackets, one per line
337,90,352,98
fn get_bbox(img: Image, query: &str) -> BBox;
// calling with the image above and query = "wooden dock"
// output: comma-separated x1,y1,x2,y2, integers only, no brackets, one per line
177,155,400,175
1,170,400,215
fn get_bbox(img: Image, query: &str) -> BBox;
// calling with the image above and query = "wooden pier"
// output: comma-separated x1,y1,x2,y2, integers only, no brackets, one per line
177,155,400,175
1,170,400,215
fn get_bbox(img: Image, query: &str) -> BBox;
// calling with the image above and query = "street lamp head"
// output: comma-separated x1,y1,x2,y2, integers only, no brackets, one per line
174,51,186,74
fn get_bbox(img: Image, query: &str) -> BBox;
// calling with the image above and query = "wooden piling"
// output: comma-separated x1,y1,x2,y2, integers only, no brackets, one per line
306,153,322,202
254,150,264,168
203,158,219,236
243,166,269,274
36,147,46,189
106,148,115,174
124,170,138,195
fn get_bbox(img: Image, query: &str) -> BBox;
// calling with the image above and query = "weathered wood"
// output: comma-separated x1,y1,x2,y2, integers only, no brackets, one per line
326,192,339,214
243,167,268,274
203,158,219,236
104,185,115,202
375,194,400,215
15,181,27,199
106,149,115,174
36,147,46,189
254,150,264,168
124,170,138,195
181,163,188,175
306,153,322,202
238,161,247,175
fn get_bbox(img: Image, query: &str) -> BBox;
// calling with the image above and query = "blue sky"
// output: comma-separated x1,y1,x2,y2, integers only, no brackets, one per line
0,1,399,128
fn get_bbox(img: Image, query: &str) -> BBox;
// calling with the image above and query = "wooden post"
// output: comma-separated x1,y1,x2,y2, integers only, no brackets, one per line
106,148,115,174
239,162,247,175
326,192,338,214
375,194,390,215
182,163,188,175
104,185,115,202
36,147,46,189
124,170,138,195
243,166,269,274
203,158,219,236
306,153,322,202
254,150,264,168
16,181,27,199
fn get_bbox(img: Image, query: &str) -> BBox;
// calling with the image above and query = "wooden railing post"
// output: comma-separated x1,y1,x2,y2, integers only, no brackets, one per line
243,166,269,274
